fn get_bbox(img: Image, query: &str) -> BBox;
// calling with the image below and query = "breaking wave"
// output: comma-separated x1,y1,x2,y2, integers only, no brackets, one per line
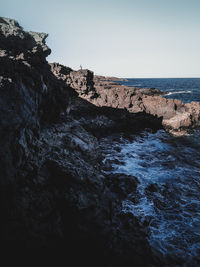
164,90,192,96
101,78,200,265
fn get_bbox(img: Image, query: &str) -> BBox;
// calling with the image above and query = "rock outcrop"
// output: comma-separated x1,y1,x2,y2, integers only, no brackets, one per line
51,64,200,135
94,75,127,82
0,17,160,266
93,80,200,136
1,17,200,266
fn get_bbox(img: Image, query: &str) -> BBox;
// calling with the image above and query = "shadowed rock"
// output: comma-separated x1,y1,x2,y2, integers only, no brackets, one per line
0,17,161,266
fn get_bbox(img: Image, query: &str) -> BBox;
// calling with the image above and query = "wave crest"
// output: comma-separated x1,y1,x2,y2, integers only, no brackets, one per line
164,90,192,96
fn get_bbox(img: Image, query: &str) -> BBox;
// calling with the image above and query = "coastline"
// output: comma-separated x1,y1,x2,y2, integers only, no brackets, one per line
51,65,200,136
0,17,200,266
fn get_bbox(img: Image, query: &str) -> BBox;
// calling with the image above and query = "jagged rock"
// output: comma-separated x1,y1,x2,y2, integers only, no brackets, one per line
0,17,159,266
51,64,200,135
3,16,199,266
50,63,95,96
0,17,51,64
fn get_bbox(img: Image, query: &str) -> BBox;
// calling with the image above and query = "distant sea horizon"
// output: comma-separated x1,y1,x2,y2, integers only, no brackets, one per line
118,77,200,104
125,77,200,79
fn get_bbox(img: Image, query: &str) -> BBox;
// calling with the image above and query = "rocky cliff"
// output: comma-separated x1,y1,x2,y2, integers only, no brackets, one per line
0,18,162,266
1,17,199,266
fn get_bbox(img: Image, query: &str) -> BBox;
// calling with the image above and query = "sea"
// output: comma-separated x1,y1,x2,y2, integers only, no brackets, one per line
102,78,200,266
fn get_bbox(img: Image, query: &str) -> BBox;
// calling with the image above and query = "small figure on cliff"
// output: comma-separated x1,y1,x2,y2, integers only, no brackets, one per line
80,64,82,70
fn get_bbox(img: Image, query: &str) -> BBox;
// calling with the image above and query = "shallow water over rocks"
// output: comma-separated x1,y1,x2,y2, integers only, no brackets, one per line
101,128,200,266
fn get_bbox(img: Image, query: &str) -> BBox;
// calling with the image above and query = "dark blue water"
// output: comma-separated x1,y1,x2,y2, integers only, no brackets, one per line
119,78,200,103
104,78,200,266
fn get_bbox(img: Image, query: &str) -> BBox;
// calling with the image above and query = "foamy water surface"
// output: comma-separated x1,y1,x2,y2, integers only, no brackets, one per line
102,78,200,265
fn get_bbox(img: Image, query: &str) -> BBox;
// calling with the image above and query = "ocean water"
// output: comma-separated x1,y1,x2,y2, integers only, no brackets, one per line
103,78,200,266
119,78,200,104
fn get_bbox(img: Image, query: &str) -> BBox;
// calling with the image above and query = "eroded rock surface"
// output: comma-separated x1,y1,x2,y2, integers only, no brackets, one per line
0,17,159,266
1,16,199,266
51,64,200,135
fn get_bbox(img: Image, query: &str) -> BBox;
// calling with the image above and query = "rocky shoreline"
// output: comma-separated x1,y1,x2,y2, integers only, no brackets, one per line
0,17,199,266
51,64,200,136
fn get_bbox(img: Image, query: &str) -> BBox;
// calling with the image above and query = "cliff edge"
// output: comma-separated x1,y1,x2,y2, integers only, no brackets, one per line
1,17,199,266
0,17,159,266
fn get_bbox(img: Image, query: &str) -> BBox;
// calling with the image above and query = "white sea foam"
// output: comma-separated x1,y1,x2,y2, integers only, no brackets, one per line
164,90,192,96
130,84,142,86
101,128,200,264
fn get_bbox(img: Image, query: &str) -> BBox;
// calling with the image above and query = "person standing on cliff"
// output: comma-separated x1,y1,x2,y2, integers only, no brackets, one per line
80,64,82,70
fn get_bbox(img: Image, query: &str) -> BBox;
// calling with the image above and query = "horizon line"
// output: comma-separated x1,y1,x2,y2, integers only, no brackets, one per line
123,77,200,79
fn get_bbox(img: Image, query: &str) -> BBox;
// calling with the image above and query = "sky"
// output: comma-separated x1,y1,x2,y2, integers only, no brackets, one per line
1,0,200,78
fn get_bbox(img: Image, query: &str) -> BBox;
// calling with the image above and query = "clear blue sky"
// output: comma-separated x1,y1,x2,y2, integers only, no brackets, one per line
1,0,200,78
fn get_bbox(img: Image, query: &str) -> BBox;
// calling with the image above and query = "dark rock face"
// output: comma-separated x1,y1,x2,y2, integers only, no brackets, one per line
105,173,139,199
2,16,199,266
0,17,73,185
0,17,51,64
0,17,159,266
